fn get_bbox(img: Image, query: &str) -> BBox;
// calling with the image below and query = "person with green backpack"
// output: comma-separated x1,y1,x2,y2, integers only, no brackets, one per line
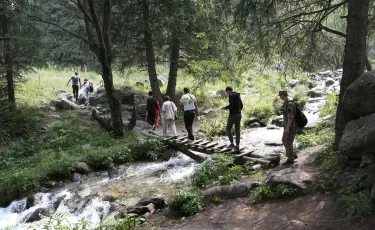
279,89,308,164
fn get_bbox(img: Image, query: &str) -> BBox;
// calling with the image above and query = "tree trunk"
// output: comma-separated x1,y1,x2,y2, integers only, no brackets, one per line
1,9,15,105
166,31,180,102
334,0,369,148
142,0,163,103
102,63,124,136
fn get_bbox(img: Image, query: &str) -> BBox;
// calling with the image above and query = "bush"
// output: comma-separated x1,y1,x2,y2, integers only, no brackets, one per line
168,184,203,216
190,154,243,188
199,113,228,140
250,184,300,202
320,93,338,117
296,123,334,150
338,190,374,216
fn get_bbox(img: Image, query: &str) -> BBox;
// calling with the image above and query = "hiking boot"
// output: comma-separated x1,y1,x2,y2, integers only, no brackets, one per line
283,159,295,165
152,125,156,131
227,143,235,148
234,145,240,151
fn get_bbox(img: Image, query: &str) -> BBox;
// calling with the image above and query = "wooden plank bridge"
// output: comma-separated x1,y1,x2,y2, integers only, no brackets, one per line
160,135,281,167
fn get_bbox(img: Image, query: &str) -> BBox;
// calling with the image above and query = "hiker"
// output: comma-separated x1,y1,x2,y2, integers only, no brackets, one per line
279,89,297,164
80,79,91,106
161,95,177,137
221,86,243,151
179,87,200,143
146,91,159,130
66,72,81,103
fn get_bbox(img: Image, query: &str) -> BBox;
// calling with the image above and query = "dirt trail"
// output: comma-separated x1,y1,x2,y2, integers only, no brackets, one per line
147,146,375,230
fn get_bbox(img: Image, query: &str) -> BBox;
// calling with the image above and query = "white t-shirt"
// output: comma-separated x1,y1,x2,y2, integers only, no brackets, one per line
162,101,177,120
84,81,90,91
180,94,197,111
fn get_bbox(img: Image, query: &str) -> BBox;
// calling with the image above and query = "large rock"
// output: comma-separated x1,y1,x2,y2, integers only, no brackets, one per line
343,70,375,116
202,183,259,204
307,89,324,98
157,76,167,86
74,162,92,174
289,79,299,88
244,117,259,127
339,114,375,159
22,205,55,223
136,195,166,209
266,168,314,190
325,77,335,87
54,99,82,110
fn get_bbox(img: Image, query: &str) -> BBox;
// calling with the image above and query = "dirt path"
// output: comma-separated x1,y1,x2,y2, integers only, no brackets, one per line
146,146,375,230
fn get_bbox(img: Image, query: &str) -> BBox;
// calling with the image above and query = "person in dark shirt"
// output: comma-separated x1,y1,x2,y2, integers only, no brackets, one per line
221,86,243,151
146,91,159,130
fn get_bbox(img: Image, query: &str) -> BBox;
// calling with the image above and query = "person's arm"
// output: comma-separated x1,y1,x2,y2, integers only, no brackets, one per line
66,78,72,86
79,79,82,88
194,102,200,116
221,95,232,110
284,102,295,135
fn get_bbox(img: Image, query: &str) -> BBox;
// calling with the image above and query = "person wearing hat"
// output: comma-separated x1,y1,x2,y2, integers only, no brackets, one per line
179,87,200,143
279,89,297,164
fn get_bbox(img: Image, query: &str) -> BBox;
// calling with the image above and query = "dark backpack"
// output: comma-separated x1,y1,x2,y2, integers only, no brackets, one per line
289,101,308,128
89,82,94,93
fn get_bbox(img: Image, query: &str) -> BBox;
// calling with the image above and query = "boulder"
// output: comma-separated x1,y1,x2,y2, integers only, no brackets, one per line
127,206,153,216
319,70,333,76
57,92,73,101
307,89,324,98
370,184,375,202
343,70,375,116
244,117,259,127
325,77,335,87
74,162,92,174
202,183,260,204
136,194,166,209
108,167,119,179
54,99,82,110
22,205,55,223
359,164,375,189
360,153,375,169
289,79,299,88
116,86,140,105
72,172,82,182
250,122,262,128
271,115,284,127
339,114,375,159
266,168,314,190
337,171,360,188
26,195,36,209
138,104,147,118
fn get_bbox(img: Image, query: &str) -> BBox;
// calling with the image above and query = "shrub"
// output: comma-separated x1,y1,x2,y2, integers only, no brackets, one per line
320,93,338,117
168,183,203,216
250,184,300,202
338,190,374,216
296,123,334,150
190,154,243,188
199,114,228,140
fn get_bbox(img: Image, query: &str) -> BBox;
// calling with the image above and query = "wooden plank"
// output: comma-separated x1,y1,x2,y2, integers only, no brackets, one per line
192,139,204,144
203,142,218,149
163,135,179,141
212,143,227,150
199,141,210,146
236,150,254,158
176,136,188,141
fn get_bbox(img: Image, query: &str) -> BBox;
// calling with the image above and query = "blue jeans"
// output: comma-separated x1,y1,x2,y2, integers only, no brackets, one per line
85,89,90,105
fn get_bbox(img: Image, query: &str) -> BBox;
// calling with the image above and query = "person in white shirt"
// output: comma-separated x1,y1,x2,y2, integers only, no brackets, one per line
80,79,91,106
161,95,177,137
179,87,200,143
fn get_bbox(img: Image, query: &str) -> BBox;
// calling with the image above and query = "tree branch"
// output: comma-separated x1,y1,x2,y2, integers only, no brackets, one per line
87,0,105,49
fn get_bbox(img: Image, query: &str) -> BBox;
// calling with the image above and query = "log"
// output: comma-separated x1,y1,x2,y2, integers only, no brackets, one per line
236,156,271,166
202,142,218,149
236,151,254,158
166,141,206,162
248,152,280,163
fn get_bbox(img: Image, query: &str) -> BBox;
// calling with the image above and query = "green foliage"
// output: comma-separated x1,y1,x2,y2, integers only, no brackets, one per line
292,85,308,109
190,154,243,188
212,195,224,204
199,113,228,140
0,110,164,206
250,184,300,202
338,190,374,216
317,147,341,189
0,106,40,143
168,183,203,216
320,93,338,118
296,123,334,150
31,213,147,230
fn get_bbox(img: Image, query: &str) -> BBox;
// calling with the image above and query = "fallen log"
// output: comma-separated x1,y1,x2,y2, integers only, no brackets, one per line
235,156,271,166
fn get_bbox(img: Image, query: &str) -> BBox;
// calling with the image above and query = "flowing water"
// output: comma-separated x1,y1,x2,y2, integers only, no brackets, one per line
0,96,325,230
